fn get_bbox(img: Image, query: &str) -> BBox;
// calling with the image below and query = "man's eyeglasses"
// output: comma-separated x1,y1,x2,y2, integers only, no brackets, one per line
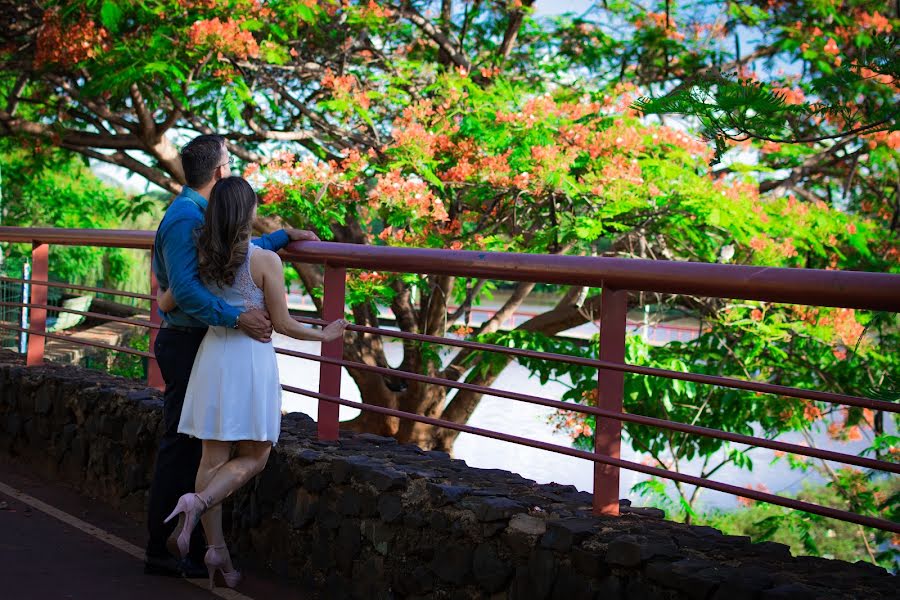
218,156,235,168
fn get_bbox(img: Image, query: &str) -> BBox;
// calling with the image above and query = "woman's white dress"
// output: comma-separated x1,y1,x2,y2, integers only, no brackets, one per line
178,244,282,444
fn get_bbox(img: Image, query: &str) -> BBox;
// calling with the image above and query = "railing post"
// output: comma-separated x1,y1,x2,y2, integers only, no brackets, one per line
147,263,164,390
594,286,627,516
26,243,48,366
19,261,30,354
317,265,346,440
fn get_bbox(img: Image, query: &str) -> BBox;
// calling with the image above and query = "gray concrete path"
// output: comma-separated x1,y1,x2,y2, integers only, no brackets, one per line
0,459,311,599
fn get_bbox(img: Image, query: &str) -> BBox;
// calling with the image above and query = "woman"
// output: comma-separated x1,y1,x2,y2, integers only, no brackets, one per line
159,176,347,590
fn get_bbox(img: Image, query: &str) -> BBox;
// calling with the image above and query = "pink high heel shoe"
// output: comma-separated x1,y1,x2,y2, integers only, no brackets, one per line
163,493,209,558
205,544,241,590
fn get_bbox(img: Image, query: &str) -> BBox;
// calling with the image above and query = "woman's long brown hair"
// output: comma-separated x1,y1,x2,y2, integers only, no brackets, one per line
196,177,258,288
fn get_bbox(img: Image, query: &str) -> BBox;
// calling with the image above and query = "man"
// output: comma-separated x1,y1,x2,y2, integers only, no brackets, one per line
144,134,317,577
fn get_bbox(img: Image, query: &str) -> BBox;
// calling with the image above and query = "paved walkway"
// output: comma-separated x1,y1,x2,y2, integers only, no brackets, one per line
0,459,310,599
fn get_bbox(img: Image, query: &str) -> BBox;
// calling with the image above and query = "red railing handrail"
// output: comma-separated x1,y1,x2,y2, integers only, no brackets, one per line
1,227,898,310
282,241,900,311
0,227,155,250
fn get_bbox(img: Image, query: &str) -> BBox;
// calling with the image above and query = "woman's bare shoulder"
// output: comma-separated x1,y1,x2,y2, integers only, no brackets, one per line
249,247,282,282
251,246,281,265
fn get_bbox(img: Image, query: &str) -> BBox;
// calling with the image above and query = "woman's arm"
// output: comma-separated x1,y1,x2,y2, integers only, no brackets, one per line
254,249,348,341
157,288,177,313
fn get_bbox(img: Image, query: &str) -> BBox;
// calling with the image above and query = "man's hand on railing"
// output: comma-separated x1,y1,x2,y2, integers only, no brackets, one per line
285,228,320,242
238,308,274,342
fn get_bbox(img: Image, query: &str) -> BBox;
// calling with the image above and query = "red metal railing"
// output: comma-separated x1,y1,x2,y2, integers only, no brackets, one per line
0,227,162,389
0,227,897,534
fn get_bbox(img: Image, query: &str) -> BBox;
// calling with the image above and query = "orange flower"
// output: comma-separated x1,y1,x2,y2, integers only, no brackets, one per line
771,86,805,105
802,401,823,422
823,38,840,55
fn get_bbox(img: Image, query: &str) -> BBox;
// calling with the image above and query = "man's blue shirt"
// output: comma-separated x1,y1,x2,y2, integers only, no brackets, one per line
153,186,289,328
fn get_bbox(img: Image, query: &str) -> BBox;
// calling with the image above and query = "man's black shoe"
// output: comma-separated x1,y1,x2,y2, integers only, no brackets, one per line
178,557,209,579
144,554,208,578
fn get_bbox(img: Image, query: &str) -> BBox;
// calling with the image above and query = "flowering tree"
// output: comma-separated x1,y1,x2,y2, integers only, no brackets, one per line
0,1,896,461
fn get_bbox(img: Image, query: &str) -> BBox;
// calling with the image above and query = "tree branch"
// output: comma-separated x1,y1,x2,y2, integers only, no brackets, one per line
498,0,534,61
65,146,181,194
0,110,145,149
399,1,471,71
447,278,488,323
129,83,155,137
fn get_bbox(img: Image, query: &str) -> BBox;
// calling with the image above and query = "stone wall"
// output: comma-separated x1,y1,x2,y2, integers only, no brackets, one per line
0,351,894,599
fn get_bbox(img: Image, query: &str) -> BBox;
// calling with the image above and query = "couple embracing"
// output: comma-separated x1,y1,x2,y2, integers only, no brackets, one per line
144,134,347,589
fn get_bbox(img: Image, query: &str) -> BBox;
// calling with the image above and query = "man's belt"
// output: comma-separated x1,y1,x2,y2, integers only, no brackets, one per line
160,321,207,333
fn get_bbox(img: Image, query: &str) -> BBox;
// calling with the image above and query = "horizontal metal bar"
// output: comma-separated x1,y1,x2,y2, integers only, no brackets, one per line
1,228,897,310
0,302,157,330
0,324,153,358
0,227,154,249
275,346,900,475
0,276,153,301
292,316,900,414
283,241,900,311
282,383,900,534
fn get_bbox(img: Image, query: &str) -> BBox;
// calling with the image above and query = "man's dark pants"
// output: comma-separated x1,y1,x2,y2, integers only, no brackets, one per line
145,326,208,565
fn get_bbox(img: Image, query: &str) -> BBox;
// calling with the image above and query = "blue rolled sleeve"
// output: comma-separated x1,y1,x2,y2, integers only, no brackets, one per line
255,228,290,251
160,215,241,328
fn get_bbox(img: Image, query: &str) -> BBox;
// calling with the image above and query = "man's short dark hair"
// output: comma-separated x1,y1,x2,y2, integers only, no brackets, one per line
181,134,226,188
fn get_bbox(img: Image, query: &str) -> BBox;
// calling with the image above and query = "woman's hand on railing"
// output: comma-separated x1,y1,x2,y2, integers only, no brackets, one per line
320,318,349,342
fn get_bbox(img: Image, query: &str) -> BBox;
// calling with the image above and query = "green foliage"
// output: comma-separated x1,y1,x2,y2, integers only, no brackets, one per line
0,141,154,286
85,333,149,381
695,477,900,571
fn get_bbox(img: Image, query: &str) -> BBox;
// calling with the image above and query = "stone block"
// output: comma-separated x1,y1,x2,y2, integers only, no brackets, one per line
334,519,360,574
461,496,527,522
337,488,362,516
606,536,643,568
760,582,822,600
431,543,473,584
376,493,403,523
473,543,513,592
361,519,394,555
289,488,319,528
540,518,598,552
355,432,398,445
645,558,725,599
550,569,595,600
304,469,330,492
427,482,472,506
357,465,409,492
570,547,610,579
527,549,558,599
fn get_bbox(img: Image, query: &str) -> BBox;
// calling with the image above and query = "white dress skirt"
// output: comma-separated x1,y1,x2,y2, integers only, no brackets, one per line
178,245,283,444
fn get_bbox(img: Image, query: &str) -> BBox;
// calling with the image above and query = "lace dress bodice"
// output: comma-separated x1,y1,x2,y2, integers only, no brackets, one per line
208,243,265,312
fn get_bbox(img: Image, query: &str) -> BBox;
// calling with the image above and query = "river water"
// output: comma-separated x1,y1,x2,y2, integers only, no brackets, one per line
274,327,876,510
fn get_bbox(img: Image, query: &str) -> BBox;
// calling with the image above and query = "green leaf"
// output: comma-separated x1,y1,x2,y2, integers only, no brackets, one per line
101,0,123,33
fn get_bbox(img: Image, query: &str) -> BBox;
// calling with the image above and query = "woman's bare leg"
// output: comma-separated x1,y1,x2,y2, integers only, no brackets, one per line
195,440,271,570
196,440,271,508
196,440,233,551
